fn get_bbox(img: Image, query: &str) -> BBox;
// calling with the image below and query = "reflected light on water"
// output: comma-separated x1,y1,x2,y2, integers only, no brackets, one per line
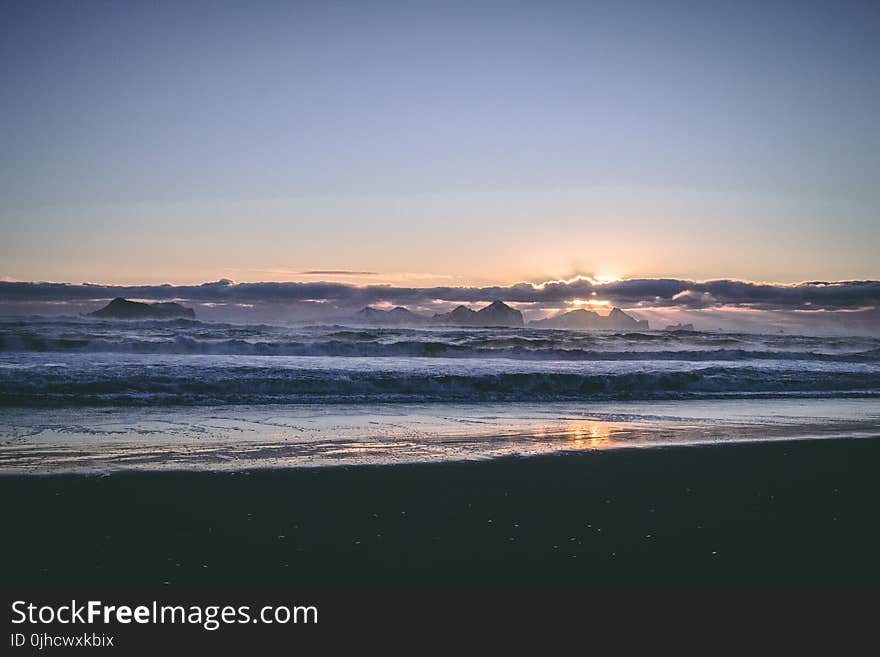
508,419,616,450
565,420,613,448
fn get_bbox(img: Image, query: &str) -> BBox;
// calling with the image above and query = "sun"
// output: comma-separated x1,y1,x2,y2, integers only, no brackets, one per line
592,274,622,284
533,273,624,290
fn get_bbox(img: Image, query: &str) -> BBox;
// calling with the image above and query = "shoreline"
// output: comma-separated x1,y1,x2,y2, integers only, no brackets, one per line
2,397,878,475
4,435,880,586
2,428,880,477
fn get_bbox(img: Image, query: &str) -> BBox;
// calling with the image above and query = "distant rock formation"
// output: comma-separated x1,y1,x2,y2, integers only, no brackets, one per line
433,301,524,328
350,302,649,330
664,323,695,331
607,307,649,330
529,307,649,330
353,306,431,326
445,305,480,326
352,301,524,328
529,308,605,329
89,298,196,320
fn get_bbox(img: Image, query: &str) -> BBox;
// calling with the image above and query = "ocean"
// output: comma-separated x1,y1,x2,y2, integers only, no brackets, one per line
1,316,878,473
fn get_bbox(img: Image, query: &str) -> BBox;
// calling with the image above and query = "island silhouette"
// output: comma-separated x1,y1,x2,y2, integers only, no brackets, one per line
353,301,648,329
89,298,196,320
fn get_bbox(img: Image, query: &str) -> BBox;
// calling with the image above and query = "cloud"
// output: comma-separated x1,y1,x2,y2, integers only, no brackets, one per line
248,269,381,276
1,277,879,313
300,270,379,276
246,269,456,282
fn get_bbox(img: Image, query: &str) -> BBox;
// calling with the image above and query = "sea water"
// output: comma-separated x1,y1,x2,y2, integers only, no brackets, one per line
1,316,878,472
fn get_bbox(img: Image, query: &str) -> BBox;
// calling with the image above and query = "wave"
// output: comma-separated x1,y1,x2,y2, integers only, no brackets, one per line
2,332,879,363
2,365,878,407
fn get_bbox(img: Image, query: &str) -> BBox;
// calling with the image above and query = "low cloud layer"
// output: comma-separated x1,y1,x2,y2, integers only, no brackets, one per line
1,277,878,312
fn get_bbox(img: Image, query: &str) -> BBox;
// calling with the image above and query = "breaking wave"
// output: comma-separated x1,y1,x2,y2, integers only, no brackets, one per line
3,333,880,363
1,363,878,407
1,317,878,407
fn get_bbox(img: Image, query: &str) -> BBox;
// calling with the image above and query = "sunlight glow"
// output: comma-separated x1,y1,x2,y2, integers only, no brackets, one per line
533,274,624,290
567,299,611,308
532,420,617,449
568,421,613,448
592,274,622,284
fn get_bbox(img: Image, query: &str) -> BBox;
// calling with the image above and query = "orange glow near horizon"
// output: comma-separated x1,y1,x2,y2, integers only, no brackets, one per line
592,274,623,284
533,274,623,290
567,298,611,309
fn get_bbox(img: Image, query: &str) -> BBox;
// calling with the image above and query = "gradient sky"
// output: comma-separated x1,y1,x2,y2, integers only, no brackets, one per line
2,0,879,287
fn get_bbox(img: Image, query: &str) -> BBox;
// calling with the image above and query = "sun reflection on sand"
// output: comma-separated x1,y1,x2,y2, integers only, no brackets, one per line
566,420,614,448
532,419,618,450
3,401,877,474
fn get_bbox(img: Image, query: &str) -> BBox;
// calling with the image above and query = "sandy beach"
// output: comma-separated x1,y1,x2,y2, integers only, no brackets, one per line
4,435,880,586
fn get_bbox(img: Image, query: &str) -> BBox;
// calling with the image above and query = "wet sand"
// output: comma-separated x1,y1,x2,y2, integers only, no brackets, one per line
2,398,878,473
3,435,880,586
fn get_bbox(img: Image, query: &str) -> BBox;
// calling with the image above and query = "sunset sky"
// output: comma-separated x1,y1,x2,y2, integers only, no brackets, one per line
2,1,879,316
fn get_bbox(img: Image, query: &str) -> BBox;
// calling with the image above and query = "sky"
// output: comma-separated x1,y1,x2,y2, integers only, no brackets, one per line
1,0,879,328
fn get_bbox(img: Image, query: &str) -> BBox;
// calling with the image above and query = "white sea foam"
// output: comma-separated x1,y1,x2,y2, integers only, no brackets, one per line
1,317,878,406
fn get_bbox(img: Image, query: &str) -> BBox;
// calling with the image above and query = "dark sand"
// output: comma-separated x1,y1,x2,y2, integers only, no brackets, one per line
3,437,880,586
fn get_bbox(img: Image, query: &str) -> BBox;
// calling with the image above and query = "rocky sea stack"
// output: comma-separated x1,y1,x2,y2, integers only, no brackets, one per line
89,298,196,320
433,300,524,327
352,300,524,328
529,307,648,330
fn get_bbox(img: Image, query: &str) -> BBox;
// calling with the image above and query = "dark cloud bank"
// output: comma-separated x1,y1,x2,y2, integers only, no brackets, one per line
1,278,878,334
1,277,878,311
